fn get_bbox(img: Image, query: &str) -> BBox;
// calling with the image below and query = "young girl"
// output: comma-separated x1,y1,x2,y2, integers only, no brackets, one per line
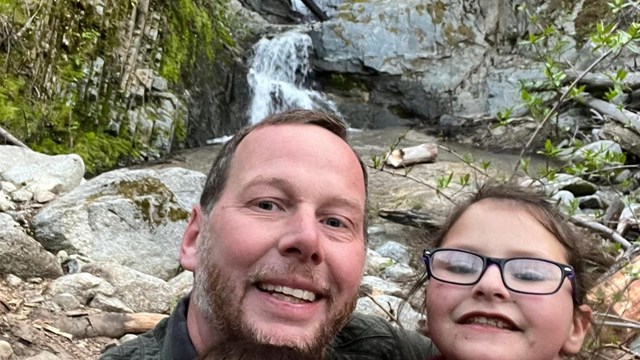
417,183,593,360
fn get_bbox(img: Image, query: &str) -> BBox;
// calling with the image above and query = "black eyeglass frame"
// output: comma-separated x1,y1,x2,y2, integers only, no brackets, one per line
422,248,577,302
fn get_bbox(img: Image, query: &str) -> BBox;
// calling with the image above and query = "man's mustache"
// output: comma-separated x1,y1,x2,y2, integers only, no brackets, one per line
247,263,334,300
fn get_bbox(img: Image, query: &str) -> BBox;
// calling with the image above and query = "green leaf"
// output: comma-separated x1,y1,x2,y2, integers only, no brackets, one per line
481,160,491,171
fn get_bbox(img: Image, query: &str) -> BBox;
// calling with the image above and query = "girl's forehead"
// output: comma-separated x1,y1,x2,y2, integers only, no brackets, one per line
443,199,569,261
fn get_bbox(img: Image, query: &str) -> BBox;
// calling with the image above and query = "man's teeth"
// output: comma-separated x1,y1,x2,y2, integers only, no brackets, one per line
466,317,514,330
259,284,316,302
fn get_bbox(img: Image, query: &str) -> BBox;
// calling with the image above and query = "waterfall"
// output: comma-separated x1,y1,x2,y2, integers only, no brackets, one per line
247,31,339,124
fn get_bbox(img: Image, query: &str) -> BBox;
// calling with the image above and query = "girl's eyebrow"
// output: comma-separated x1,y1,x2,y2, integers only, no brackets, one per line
444,244,556,260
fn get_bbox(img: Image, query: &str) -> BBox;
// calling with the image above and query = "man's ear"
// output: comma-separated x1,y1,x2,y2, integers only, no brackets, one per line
180,205,205,271
562,304,592,355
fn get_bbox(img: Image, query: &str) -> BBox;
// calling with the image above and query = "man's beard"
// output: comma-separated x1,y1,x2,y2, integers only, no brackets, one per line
191,238,358,360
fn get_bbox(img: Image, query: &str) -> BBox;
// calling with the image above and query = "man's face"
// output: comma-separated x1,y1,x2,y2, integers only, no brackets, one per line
185,124,367,355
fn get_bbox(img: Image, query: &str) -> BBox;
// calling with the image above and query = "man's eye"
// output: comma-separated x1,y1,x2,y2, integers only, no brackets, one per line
257,201,277,211
324,217,343,228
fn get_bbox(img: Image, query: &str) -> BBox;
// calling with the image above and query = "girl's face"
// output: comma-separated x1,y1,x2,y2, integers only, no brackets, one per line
425,199,591,360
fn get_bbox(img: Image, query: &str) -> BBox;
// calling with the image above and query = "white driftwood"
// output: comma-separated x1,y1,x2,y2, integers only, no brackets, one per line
580,94,640,134
386,143,438,168
566,69,640,91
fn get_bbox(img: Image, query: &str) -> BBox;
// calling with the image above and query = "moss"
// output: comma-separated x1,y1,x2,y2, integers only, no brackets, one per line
389,105,414,119
459,24,473,39
160,0,235,83
337,12,358,22
426,0,446,24
327,74,368,92
88,178,190,226
443,23,457,45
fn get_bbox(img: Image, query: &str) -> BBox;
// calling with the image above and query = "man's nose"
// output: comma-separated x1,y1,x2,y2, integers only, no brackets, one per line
471,264,510,300
277,208,324,264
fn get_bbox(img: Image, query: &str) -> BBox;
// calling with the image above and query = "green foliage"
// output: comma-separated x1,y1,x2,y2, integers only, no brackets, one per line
1,0,239,175
33,131,138,175
161,0,235,83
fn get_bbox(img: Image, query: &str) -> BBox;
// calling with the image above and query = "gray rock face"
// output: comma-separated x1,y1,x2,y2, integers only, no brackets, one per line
32,168,205,280
308,0,588,129
0,214,63,279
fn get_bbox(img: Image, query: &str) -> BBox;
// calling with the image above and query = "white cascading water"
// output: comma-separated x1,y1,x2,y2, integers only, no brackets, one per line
247,31,339,124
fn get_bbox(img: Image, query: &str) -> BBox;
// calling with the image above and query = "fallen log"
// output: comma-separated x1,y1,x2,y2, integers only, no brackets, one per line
54,312,168,339
600,122,640,158
299,0,328,21
385,143,438,168
523,70,640,93
566,69,640,92
378,209,439,229
579,94,640,135
0,125,29,148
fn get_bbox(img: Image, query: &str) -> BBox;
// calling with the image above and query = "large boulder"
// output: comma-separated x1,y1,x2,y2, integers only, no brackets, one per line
0,146,84,193
32,168,205,280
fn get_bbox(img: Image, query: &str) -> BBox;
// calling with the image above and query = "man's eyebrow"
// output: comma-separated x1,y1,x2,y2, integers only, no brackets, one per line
242,175,290,189
243,176,364,210
329,196,365,211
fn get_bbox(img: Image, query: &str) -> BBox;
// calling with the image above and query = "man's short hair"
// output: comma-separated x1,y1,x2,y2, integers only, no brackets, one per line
198,109,369,241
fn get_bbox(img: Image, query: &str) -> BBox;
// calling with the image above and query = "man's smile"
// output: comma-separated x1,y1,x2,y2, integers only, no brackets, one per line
257,283,318,303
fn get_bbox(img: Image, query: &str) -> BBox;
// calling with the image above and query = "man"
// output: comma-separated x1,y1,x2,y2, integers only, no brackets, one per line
101,110,435,359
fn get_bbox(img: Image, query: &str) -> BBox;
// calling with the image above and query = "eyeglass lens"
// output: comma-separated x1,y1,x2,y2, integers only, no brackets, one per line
430,250,565,294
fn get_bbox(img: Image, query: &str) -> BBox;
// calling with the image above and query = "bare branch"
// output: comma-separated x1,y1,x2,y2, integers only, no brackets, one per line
570,215,632,250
